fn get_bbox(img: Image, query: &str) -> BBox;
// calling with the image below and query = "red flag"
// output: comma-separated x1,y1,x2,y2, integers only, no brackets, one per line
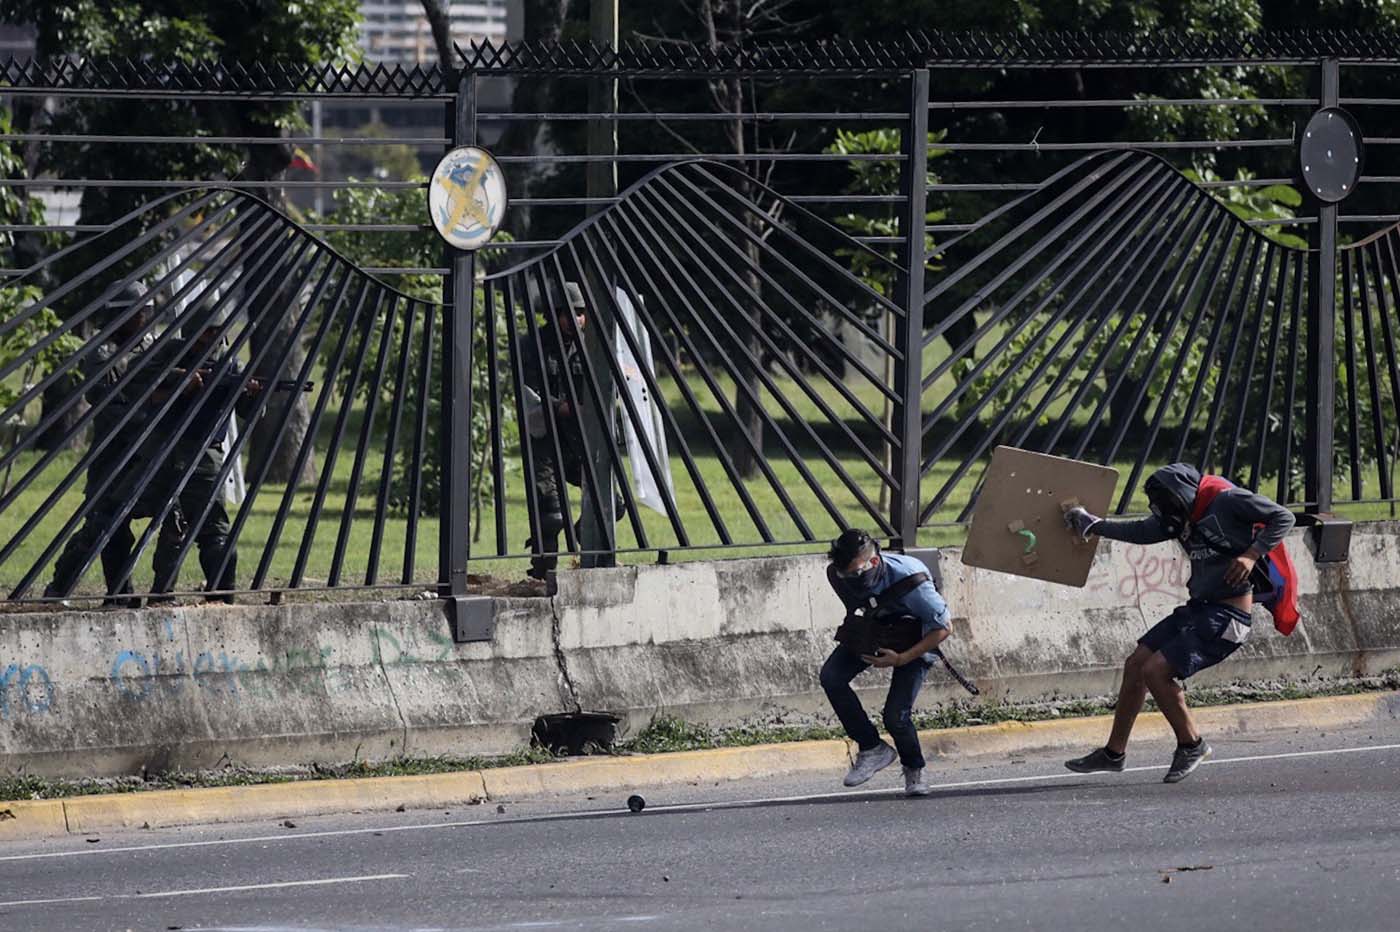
289,146,318,173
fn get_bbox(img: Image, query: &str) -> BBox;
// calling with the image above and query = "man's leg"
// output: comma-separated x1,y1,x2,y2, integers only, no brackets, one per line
526,458,566,581
151,509,187,596
820,646,879,749
1067,608,1189,773
1145,602,1249,783
882,659,929,770
195,502,236,600
46,517,108,598
100,522,138,608
1106,644,1155,754
1141,652,1199,746
821,645,897,786
183,459,236,600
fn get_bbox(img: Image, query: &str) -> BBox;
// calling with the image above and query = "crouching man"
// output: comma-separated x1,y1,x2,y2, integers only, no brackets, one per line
1063,464,1294,783
822,529,951,797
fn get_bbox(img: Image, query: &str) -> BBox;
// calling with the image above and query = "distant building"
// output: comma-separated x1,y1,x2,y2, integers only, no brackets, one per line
0,24,36,58
358,1,510,63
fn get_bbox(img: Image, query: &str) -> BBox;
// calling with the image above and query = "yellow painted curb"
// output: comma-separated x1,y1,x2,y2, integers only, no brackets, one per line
0,799,67,842
2,692,1394,842
917,692,1399,761
481,739,850,799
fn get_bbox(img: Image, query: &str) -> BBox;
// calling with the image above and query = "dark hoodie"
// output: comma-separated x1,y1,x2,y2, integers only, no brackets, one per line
1093,463,1296,603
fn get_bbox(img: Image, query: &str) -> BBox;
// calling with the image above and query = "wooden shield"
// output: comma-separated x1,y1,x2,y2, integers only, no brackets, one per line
961,446,1119,587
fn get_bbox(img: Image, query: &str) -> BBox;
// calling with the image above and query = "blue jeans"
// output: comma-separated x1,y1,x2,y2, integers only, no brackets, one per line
820,644,928,769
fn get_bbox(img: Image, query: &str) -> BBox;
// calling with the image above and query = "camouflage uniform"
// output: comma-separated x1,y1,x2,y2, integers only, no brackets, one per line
145,337,252,600
45,314,161,602
519,327,588,579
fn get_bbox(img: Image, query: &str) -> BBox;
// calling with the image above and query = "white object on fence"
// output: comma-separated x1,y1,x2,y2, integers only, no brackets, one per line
613,287,674,516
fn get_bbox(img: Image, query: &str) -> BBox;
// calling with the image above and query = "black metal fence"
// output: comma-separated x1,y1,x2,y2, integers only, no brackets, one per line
2,32,1398,624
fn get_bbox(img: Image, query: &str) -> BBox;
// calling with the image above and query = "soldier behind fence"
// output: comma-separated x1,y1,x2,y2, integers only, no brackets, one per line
146,320,264,602
519,281,592,582
44,283,168,607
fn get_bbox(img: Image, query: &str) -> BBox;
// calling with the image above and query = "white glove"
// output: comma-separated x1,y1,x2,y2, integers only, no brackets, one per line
1063,506,1102,541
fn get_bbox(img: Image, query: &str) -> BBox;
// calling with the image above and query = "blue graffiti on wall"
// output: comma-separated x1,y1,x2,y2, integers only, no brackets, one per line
0,662,54,717
109,645,338,702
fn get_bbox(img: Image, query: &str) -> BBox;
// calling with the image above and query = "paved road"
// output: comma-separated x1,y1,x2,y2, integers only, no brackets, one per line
3,718,1400,931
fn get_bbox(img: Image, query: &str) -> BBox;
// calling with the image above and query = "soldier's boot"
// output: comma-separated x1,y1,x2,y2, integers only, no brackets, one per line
526,511,566,582
200,538,237,604
45,517,114,604
100,524,141,609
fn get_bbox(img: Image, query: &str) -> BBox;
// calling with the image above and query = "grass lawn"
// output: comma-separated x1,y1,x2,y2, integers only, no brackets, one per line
2,352,1389,601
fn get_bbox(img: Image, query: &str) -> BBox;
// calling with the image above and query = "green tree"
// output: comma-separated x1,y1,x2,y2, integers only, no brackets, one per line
323,179,515,528
0,102,77,453
824,127,950,305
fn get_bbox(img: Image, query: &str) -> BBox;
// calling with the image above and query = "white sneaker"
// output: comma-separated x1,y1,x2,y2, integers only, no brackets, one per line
843,742,897,787
903,766,930,796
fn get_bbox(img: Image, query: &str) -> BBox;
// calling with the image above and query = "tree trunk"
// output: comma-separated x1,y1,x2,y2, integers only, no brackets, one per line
419,0,456,68
490,0,572,239
238,111,317,486
732,201,766,480
701,1,765,478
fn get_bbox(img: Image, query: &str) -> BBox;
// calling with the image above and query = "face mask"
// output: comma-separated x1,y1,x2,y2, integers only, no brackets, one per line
836,551,881,585
1149,500,1186,538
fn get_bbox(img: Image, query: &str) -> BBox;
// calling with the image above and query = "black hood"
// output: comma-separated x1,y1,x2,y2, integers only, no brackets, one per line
1144,463,1203,521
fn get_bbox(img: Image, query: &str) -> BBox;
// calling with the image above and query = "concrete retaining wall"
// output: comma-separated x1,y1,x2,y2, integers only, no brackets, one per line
4,523,1400,778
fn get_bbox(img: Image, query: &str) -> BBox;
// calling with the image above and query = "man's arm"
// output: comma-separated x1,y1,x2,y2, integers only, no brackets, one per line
866,625,950,668
1220,489,1296,586
1065,508,1175,545
1224,488,1296,555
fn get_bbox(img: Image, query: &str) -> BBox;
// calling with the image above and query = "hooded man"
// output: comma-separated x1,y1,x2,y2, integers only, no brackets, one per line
1062,463,1295,783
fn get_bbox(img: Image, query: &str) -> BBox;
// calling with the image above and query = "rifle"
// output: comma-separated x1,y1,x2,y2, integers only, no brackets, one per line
169,368,315,393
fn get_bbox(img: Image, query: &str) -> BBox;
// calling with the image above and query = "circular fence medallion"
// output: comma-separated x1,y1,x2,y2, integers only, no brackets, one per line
1299,108,1363,204
429,146,508,250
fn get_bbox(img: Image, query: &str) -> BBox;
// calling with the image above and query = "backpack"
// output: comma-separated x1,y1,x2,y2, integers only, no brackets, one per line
829,568,929,655
1188,475,1301,635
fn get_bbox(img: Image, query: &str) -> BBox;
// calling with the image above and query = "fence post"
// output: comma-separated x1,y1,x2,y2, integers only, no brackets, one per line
580,15,619,569
440,70,491,640
890,68,929,549
1304,58,1339,515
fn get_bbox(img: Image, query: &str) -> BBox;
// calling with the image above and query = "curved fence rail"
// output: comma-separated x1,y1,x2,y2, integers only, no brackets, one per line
917,150,1314,526
471,160,906,569
3,37,1398,611
0,189,440,605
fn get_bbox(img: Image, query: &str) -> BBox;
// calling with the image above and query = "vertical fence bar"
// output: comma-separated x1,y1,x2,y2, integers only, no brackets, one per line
892,68,928,548
582,22,619,569
441,69,487,639
1305,58,1340,514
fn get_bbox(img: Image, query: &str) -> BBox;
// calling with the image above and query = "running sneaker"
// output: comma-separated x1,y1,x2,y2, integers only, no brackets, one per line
903,766,931,796
1065,747,1126,773
1163,739,1212,783
843,742,897,787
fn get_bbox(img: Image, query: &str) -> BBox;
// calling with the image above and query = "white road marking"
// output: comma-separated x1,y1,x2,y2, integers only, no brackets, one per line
1,740,1396,866
0,873,407,910
0,895,102,908
135,872,410,899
